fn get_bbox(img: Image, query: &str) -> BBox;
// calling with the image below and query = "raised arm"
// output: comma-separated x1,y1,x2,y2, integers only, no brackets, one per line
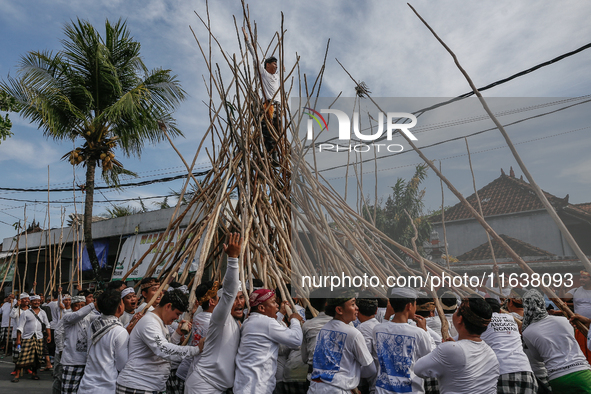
211,233,242,325
62,303,95,326
242,27,265,75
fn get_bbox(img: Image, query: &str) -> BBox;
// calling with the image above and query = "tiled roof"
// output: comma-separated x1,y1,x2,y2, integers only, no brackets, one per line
430,168,567,223
574,203,591,213
457,234,556,262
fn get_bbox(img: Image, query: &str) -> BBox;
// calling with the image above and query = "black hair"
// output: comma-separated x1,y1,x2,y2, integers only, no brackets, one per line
264,56,277,66
414,297,434,318
252,279,264,288
308,288,327,312
140,277,158,294
309,297,326,313
195,281,216,311
356,299,378,317
169,281,183,289
97,289,122,316
485,298,501,313
107,281,125,290
461,297,493,336
275,287,284,304
325,304,337,317
440,294,458,312
389,297,416,313
52,290,59,298
377,297,388,308
160,289,189,313
78,290,94,297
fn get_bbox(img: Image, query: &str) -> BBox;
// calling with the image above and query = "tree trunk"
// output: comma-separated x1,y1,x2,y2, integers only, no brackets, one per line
83,158,103,288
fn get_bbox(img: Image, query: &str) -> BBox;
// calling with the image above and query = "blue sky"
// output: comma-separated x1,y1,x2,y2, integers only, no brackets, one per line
1,0,590,241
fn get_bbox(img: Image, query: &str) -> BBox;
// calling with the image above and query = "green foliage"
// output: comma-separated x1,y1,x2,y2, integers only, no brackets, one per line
1,18,186,282
0,90,19,143
363,164,432,257
153,196,170,210
102,204,143,218
1,18,186,185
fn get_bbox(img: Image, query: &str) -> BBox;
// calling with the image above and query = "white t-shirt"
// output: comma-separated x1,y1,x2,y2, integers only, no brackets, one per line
176,311,212,381
135,302,154,314
480,312,532,375
426,316,442,338
47,300,64,329
78,317,129,394
10,307,26,339
567,286,591,319
371,321,435,394
415,340,499,394
444,314,458,338
376,308,387,323
1,301,15,327
522,315,590,380
119,310,134,327
185,257,241,393
234,313,303,394
309,319,374,392
301,312,333,366
17,308,49,340
61,303,100,366
409,319,442,347
116,311,199,392
246,40,281,104
54,319,65,353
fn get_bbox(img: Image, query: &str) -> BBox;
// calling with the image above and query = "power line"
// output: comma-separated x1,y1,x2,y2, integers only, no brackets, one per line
0,193,180,205
0,169,211,193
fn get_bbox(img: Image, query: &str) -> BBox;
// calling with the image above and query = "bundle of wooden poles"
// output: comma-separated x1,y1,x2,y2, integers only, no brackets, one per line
94,3,591,338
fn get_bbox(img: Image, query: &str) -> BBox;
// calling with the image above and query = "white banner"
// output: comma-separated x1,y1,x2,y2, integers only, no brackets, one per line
111,228,200,281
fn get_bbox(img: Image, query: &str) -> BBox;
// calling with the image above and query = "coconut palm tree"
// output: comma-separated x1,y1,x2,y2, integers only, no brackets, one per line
1,19,186,285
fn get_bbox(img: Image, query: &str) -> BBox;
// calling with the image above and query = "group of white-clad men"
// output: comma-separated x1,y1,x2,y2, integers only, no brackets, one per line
2,233,591,393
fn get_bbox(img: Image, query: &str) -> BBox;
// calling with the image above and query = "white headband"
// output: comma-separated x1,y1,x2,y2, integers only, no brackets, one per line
20,293,30,299
217,282,242,299
121,287,135,299
72,296,86,304
389,287,418,298
168,285,189,295
30,295,41,301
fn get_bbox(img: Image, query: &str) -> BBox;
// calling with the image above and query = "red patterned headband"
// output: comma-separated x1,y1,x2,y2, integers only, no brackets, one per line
250,289,275,307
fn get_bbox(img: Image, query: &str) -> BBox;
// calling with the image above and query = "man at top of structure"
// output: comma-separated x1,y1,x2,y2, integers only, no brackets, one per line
242,27,283,159
242,27,281,105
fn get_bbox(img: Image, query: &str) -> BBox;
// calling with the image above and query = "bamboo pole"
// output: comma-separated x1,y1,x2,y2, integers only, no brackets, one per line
407,3,591,273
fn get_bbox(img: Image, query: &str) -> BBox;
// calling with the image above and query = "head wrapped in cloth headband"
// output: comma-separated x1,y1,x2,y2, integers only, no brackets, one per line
416,301,436,312
169,285,189,295
327,288,357,307
141,279,160,290
199,282,220,304
458,298,491,328
72,296,86,304
250,289,275,307
121,287,135,299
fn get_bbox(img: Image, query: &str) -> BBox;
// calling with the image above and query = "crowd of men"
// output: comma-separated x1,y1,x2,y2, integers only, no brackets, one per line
1,235,591,393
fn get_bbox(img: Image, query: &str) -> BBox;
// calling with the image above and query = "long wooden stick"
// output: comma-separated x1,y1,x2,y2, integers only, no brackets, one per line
407,3,591,273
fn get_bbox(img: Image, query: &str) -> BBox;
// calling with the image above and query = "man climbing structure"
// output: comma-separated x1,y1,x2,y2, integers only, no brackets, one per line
242,27,283,160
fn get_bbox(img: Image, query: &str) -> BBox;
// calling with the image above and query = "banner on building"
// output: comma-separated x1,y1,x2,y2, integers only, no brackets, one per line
111,228,200,281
